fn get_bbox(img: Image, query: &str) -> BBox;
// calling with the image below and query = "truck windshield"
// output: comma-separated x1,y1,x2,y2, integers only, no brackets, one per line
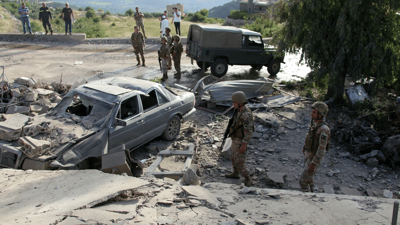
248,36,263,48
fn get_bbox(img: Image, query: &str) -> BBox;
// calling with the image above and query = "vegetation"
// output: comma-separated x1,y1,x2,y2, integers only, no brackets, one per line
243,18,281,37
272,0,400,102
84,6,94,11
125,8,134,17
184,9,224,24
227,10,249,19
208,0,240,19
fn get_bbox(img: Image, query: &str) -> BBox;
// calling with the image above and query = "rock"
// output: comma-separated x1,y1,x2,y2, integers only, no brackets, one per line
238,187,257,194
359,153,369,160
369,167,379,178
236,219,252,225
38,98,52,107
341,187,361,196
366,189,382,197
326,171,338,177
6,105,30,115
365,158,379,167
277,127,285,134
369,150,379,158
324,184,335,194
181,168,200,186
256,167,265,173
30,105,42,113
11,88,21,98
14,77,30,86
252,132,263,138
345,84,370,106
266,172,286,185
381,135,400,167
25,91,38,102
255,113,280,128
81,120,93,129
383,190,393,199
376,151,386,162
255,220,271,225
28,77,40,88
70,115,81,123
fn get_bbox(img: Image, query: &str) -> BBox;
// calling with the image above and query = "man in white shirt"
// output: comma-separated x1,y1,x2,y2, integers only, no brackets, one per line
171,7,181,36
160,15,169,37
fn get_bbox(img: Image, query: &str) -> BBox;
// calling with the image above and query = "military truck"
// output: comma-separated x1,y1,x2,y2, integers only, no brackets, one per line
186,24,284,77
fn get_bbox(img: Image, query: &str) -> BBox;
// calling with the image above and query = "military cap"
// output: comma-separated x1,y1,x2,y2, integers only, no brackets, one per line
232,91,247,104
311,102,329,118
161,36,168,42
165,27,171,31
173,35,180,41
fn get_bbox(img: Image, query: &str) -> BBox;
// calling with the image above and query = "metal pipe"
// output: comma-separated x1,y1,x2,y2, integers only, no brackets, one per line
392,201,399,225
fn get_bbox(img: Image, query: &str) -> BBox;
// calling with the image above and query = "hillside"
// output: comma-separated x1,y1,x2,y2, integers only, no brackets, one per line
53,0,233,14
208,0,241,19
0,6,19,33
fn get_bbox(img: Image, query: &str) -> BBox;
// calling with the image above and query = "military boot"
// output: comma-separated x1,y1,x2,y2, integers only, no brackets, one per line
136,60,141,66
51,30,53,35
225,170,240,179
45,30,48,35
244,176,253,187
141,56,146,66
161,73,168,81
174,73,181,78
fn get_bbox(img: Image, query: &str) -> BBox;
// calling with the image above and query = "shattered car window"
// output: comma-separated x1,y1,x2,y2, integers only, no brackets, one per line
117,96,139,120
248,36,263,48
140,90,158,111
62,93,114,126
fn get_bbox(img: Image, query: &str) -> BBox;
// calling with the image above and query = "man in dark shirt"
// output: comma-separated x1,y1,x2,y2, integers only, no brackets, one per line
39,3,53,35
61,2,74,35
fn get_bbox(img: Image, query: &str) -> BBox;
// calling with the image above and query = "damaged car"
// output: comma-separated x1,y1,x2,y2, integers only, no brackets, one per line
0,77,196,173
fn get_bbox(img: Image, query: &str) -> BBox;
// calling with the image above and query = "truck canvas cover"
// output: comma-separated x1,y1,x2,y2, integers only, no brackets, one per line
188,24,243,49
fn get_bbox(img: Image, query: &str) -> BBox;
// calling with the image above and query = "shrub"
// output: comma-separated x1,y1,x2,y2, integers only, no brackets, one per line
111,22,116,26
228,10,249,19
243,18,281,37
30,21,42,32
84,6,94,11
125,9,134,17
98,9,103,12
85,10,96,18
73,17,106,38
78,8,83,11
143,12,153,18
92,16,100,23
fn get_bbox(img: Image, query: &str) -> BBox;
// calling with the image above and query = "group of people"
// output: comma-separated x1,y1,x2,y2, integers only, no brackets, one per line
133,6,182,39
130,25,183,80
225,92,331,190
18,2,74,35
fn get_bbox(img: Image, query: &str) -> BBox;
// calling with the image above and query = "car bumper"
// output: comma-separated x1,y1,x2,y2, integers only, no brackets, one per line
182,108,196,123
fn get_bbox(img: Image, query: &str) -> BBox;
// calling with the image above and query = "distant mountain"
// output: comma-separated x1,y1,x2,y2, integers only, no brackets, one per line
51,0,233,14
208,0,240,19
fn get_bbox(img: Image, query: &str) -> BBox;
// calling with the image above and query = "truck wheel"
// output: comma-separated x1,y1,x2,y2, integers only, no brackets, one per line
251,65,263,71
267,59,281,76
211,58,228,77
196,61,211,70
161,115,181,141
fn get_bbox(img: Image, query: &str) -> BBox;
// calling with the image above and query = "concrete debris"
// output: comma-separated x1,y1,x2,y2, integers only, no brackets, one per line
365,157,379,167
255,220,271,225
345,84,370,106
341,187,361,196
0,113,30,141
324,184,335,194
14,77,30,86
182,185,219,206
6,105,30,114
81,120,93,129
236,218,252,225
25,91,38,102
255,113,280,128
181,168,201,185
220,138,232,159
381,134,400,168
19,136,51,158
238,187,257,194
383,190,393,199
30,105,43,112
11,88,21,97
266,172,286,186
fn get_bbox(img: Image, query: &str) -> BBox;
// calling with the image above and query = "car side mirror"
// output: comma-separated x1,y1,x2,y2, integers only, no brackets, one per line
116,119,127,127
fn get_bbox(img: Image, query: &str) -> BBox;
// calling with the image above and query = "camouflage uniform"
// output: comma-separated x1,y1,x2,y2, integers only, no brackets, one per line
300,121,331,192
159,41,169,80
229,105,254,178
131,31,145,65
165,33,173,69
134,12,146,37
170,36,183,78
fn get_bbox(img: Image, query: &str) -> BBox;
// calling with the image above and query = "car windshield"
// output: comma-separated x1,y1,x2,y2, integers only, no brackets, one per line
58,92,115,127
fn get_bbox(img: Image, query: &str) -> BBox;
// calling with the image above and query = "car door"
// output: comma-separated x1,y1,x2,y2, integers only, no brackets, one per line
139,89,172,141
245,35,265,64
108,95,146,152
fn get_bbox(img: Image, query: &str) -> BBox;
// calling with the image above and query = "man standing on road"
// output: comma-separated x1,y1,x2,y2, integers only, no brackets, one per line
225,91,254,187
300,102,331,192
171,7,181,36
134,7,147,39
61,3,74,35
159,36,169,81
39,2,53,35
18,3,32,35
170,35,183,78
131,26,145,66
165,27,173,70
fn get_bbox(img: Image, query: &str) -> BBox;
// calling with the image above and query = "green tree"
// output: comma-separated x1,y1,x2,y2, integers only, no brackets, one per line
273,0,400,102
78,8,84,11
125,8,134,16
85,9,96,18
85,6,94,11
199,8,209,16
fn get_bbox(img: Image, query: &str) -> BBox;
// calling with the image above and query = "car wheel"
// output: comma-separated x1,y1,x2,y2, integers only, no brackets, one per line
251,65,263,71
161,115,181,141
211,58,228,78
267,59,281,76
196,61,211,70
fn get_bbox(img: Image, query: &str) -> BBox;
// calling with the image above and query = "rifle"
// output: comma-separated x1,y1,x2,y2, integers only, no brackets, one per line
157,50,162,70
219,109,237,150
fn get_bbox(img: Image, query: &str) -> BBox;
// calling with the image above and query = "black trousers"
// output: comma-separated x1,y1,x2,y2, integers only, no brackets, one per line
42,18,53,31
174,22,181,36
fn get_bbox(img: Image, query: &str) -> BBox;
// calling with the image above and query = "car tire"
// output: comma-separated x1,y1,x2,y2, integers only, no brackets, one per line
251,65,263,71
161,115,181,141
196,61,211,70
211,58,228,78
267,59,281,76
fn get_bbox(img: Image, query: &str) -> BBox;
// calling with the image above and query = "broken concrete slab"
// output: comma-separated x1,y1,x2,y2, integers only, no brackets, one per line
366,189,383,197
14,77,30,86
19,136,51,158
35,88,54,96
0,113,30,141
255,113,280,128
236,218,252,225
70,208,131,224
266,172,286,185
366,157,379,167
0,169,148,225
11,88,21,97
324,184,335,194
341,187,361,196
181,168,201,185
182,185,220,206
383,190,393,199
6,105,30,114
30,105,43,112
203,183,238,203
25,91,38,102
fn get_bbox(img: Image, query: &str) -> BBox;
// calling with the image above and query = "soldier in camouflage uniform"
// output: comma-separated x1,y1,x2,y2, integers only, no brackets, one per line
131,26,146,66
225,91,254,187
165,27,173,70
300,102,331,192
170,35,183,78
159,36,169,81
134,7,147,38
